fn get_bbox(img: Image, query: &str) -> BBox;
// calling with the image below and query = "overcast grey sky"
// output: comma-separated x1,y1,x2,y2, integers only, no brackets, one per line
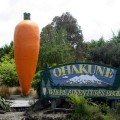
0,0,120,47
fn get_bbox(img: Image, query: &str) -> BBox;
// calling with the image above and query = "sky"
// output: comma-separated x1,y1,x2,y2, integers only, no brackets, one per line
0,0,120,47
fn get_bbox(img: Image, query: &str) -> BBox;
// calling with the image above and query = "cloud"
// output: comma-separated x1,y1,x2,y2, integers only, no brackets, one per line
0,0,120,47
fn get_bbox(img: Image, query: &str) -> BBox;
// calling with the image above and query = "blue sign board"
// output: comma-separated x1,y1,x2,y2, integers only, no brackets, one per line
50,64,117,87
39,63,120,99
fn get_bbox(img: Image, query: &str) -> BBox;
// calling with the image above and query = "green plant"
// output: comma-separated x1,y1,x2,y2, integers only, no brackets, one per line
31,71,41,97
65,95,115,120
66,95,88,119
31,71,41,89
102,113,114,120
86,105,101,120
99,102,110,115
116,102,120,114
0,56,19,87
0,96,12,111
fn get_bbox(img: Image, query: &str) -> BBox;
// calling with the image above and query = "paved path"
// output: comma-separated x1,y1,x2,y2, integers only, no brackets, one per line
8,95,38,108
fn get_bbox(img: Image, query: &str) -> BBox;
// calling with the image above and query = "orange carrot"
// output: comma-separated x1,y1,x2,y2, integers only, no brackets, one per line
14,13,40,95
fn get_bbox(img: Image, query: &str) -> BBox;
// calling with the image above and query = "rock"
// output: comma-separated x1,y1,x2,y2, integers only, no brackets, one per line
31,99,50,111
0,110,6,114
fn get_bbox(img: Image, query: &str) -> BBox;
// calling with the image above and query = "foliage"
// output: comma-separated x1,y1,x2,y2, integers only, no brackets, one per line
0,55,19,87
0,41,13,61
116,102,120,114
31,70,41,96
38,25,73,69
0,41,18,87
31,71,41,89
86,34,120,67
98,102,110,115
65,95,117,120
52,12,83,47
86,105,103,120
0,96,12,111
66,95,88,119
51,12,85,62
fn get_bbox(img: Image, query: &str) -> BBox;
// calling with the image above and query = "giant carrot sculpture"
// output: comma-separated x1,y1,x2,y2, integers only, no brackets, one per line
14,13,40,95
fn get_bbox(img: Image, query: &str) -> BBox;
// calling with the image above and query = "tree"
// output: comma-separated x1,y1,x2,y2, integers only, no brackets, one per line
51,12,84,62
0,48,4,60
85,37,105,63
87,34,120,67
0,41,18,87
110,30,120,45
37,24,73,70
52,12,83,46
0,41,14,61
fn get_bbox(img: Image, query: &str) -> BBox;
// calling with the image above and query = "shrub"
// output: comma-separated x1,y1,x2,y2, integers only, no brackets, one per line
31,70,41,96
116,102,120,114
103,113,114,120
0,96,12,111
65,95,114,120
0,56,19,87
99,102,110,115
66,95,89,119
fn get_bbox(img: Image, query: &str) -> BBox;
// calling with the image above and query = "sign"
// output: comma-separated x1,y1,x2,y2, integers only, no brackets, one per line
39,63,120,99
